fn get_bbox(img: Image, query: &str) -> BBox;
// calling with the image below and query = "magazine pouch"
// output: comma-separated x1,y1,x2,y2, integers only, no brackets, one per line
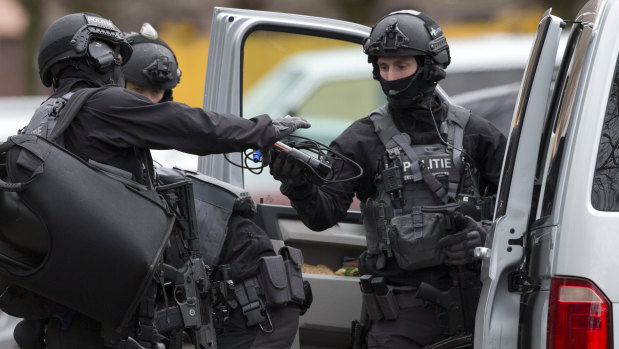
258,255,290,307
279,246,305,305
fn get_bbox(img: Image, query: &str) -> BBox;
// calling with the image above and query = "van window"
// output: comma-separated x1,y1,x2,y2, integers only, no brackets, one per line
591,58,619,211
241,31,378,209
296,78,383,120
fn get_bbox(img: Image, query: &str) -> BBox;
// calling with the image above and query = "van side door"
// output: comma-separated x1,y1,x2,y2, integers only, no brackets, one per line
201,8,374,348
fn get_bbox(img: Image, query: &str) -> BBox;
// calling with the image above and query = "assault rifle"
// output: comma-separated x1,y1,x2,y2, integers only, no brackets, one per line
155,179,222,348
416,268,476,349
416,203,484,349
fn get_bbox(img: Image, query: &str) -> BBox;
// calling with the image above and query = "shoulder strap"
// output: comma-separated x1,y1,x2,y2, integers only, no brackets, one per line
369,104,450,203
48,87,102,144
445,103,471,200
369,105,423,182
369,103,398,146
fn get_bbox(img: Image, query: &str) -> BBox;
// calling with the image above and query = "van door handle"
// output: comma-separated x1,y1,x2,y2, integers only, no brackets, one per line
474,247,491,260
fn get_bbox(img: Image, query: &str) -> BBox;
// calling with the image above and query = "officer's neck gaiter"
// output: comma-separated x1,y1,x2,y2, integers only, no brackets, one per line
391,96,447,142
379,67,438,111
379,69,422,101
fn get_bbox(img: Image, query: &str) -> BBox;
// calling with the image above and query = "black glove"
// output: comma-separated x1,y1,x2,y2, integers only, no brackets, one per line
271,115,311,141
268,147,309,187
438,213,486,266
260,115,311,167
13,319,46,349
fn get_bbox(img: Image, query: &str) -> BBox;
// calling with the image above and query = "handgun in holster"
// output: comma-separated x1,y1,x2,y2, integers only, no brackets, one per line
416,269,478,349
416,281,466,335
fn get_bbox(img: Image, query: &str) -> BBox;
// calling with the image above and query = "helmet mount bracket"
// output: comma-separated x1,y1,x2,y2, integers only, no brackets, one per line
381,19,410,51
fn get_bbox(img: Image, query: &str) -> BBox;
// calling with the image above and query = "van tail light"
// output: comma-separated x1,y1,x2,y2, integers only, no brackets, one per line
547,277,612,349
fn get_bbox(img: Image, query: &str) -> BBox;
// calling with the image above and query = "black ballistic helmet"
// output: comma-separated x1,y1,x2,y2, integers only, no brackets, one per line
38,13,132,87
123,23,181,93
363,10,450,85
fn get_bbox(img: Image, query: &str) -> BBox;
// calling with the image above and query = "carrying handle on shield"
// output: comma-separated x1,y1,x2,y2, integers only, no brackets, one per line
0,141,24,192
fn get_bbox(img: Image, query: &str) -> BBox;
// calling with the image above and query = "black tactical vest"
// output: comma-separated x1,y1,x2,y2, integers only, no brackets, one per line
361,103,472,271
20,88,101,145
22,92,72,137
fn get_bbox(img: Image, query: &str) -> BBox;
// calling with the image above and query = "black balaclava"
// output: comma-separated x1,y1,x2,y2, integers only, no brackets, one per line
378,68,423,104
375,56,439,113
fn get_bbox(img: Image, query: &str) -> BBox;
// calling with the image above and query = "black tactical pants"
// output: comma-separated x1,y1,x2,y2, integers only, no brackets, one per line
367,302,447,349
217,303,300,349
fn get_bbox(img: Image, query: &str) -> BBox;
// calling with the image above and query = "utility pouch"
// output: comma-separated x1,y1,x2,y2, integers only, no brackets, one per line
358,274,383,321
258,255,291,307
389,206,447,271
371,277,399,320
279,246,305,305
381,165,403,193
390,203,462,271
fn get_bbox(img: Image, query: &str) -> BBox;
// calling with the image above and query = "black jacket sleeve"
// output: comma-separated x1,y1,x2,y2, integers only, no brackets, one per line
280,118,382,231
84,87,280,154
62,87,284,179
462,114,507,195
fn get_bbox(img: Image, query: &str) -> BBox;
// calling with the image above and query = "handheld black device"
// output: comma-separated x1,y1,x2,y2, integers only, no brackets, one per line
271,141,332,184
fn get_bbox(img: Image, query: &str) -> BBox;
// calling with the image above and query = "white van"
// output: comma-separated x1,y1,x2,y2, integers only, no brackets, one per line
476,1,619,347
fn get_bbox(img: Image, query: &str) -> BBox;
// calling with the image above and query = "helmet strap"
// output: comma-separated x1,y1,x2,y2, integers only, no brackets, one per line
161,89,173,102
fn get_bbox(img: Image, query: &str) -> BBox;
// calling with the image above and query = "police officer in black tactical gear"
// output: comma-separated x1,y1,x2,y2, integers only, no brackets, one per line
269,10,506,348
1,12,309,349
123,25,305,349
